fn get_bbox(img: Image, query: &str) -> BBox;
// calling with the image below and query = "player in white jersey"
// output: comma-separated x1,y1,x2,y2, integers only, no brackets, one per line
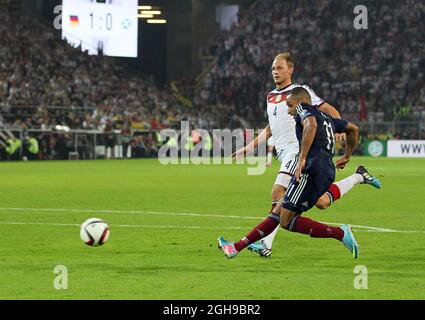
266,82,326,183
232,52,380,257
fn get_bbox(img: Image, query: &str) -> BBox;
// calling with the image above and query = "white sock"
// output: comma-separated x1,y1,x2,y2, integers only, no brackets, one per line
334,173,363,197
267,152,273,164
262,226,279,249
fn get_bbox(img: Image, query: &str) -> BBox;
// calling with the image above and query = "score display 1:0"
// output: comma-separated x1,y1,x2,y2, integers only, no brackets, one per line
90,12,113,30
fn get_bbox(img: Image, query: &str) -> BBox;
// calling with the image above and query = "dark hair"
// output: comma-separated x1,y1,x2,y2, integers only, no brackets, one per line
288,87,311,103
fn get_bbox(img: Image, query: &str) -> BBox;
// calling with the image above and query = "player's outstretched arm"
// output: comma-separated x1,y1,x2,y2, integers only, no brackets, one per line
318,102,340,119
319,103,346,142
335,122,359,169
232,125,272,160
295,117,317,181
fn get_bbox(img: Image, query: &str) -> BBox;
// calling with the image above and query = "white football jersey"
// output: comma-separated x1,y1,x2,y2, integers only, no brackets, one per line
267,84,324,153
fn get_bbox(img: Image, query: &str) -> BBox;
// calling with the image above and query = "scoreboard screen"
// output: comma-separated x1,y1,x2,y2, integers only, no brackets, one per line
62,0,138,58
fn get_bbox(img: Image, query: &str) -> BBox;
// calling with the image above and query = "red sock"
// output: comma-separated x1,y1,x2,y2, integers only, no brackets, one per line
234,215,280,252
327,184,341,203
290,216,343,240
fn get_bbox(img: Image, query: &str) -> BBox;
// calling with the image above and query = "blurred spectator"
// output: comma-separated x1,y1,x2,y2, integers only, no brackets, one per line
131,135,147,158
103,122,115,159
54,133,70,160
120,125,132,159
22,135,39,161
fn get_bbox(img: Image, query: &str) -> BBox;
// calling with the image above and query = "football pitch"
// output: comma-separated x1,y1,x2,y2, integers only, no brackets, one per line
0,157,424,300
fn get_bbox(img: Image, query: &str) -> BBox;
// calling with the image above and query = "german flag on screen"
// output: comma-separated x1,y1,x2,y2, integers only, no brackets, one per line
70,15,79,26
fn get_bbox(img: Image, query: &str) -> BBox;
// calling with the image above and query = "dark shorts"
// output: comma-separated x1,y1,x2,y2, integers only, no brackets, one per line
283,172,334,214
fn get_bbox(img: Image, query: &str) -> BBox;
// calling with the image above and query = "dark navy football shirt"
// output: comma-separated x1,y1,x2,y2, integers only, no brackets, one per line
295,103,348,159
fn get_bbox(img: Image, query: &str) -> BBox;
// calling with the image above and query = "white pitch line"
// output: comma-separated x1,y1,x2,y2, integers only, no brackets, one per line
321,222,401,233
0,207,424,234
0,207,262,220
0,221,249,231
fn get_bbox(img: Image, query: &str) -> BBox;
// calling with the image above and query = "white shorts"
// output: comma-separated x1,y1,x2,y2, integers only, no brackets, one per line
274,144,299,188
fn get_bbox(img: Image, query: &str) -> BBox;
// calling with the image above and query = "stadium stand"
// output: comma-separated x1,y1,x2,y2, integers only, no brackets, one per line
0,8,193,131
196,0,424,129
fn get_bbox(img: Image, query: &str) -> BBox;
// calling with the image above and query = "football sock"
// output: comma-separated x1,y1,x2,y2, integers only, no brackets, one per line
234,214,280,252
326,184,341,203
327,173,364,202
288,215,343,240
260,201,280,249
261,226,279,249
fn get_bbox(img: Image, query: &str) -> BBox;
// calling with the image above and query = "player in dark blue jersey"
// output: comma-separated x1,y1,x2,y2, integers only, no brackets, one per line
283,87,360,257
284,88,357,214
219,87,363,259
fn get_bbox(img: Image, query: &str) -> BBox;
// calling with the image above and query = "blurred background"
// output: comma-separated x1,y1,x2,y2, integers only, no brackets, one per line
0,0,424,160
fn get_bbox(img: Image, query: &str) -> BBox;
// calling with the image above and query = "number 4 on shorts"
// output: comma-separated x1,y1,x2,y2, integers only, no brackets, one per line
285,160,292,170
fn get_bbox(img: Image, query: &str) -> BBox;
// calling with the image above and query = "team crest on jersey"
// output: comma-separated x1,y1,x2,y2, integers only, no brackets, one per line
268,93,287,104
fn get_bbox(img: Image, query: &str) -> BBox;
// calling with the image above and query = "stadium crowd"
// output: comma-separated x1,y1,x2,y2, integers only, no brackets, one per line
197,0,425,127
0,8,215,159
0,9,221,132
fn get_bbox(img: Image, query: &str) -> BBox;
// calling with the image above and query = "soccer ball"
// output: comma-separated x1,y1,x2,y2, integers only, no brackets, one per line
80,218,110,246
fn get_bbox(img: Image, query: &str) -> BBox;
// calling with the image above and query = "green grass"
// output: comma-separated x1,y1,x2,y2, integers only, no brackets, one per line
0,157,424,299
